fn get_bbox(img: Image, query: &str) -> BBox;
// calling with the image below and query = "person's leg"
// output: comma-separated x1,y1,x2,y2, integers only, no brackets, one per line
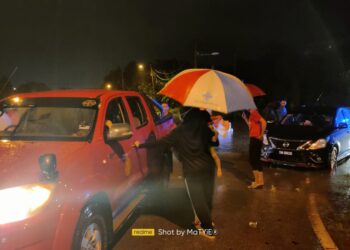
248,138,258,185
202,169,215,214
248,138,263,189
210,147,222,177
186,174,212,228
255,139,264,186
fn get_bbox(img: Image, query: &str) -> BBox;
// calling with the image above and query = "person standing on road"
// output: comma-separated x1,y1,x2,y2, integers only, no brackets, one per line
277,98,288,122
242,109,267,189
262,101,279,123
134,107,218,239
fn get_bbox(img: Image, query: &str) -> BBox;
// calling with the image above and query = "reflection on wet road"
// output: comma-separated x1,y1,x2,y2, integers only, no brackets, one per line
113,130,350,250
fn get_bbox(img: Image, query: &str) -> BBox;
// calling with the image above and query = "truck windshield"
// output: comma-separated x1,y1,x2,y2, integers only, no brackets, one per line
0,97,98,141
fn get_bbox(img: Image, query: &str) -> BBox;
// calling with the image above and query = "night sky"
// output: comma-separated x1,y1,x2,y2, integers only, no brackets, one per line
0,0,349,88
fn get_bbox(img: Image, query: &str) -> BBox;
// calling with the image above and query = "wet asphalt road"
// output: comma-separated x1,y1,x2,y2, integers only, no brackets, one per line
112,124,350,250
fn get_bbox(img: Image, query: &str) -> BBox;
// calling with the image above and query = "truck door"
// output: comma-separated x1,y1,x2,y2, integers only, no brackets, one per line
125,96,154,175
102,97,143,199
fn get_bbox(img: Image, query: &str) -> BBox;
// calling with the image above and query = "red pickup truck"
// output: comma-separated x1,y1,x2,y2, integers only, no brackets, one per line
0,89,174,250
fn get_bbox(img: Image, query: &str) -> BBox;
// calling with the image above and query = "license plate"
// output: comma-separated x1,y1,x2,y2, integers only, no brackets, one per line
279,150,293,156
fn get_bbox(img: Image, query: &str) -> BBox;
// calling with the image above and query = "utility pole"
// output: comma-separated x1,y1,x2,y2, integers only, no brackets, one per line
150,66,155,95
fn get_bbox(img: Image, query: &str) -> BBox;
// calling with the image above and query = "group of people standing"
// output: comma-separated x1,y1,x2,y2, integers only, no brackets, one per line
262,98,288,123
133,99,287,240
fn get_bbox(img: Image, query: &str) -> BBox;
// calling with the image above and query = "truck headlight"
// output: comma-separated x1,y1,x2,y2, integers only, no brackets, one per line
0,184,53,224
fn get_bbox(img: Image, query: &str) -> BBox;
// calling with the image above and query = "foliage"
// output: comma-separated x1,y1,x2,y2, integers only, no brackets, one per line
16,82,50,93
103,67,123,90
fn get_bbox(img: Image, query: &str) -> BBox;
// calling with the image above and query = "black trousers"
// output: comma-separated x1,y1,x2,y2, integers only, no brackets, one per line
249,137,263,171
186,168,215,229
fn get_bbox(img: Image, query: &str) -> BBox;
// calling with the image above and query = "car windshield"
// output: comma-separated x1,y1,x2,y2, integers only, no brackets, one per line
0,97,98,141
281,112,333,129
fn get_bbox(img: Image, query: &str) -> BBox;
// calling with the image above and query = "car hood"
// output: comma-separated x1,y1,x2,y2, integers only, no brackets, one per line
267,125,332,140
0,140,87,189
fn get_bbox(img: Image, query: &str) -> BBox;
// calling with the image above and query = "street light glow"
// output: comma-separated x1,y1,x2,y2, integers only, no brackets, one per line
105,83,112,90
138,64,144,70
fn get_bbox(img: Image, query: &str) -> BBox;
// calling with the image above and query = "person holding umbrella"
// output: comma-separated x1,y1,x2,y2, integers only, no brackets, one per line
242,109,267,189
134,107,218,239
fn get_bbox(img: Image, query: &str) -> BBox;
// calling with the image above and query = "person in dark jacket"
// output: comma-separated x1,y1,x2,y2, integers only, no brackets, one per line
134,107,218,239
262,101,279,123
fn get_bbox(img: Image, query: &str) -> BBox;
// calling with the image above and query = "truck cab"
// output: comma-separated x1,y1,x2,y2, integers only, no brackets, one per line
0,89,174,250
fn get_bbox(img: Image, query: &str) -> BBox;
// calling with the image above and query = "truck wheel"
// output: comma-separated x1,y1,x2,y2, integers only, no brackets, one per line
72,203,110,250
328,146,338,171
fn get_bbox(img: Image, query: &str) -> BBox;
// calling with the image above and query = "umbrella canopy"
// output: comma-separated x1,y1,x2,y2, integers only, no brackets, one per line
159,69,256,113
245,83,266,97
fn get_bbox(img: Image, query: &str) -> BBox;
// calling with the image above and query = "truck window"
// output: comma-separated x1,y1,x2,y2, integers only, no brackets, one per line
143,96,162,123
105,98,129,125
126,97,148,128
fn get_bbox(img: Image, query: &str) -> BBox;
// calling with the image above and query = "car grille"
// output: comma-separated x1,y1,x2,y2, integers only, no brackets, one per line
273,154,301,162
269,137,308,150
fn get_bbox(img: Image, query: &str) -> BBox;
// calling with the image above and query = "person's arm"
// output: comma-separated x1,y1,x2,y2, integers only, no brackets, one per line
208,126,219,147
242,112,249,126
260,117,267,139
134,127,178,149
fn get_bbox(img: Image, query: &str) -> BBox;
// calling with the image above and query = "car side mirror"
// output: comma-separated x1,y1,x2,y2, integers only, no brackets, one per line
337,122,348,129
107,123,133,141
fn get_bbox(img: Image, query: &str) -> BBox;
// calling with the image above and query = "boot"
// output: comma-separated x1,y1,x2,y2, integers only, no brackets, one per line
248,171,264,189
248,171,259,188
258,171,264,186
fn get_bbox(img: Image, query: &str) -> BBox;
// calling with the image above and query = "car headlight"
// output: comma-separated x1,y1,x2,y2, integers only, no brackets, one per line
0,184,53,224
308,139,327,150
297,139,327,151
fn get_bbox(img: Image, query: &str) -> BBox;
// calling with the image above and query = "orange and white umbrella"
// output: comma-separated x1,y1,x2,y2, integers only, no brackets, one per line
245,83,266,97
159,69,256,113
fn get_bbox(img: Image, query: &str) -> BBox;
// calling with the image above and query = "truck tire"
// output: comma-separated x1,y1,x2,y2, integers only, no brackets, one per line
72,202,110,250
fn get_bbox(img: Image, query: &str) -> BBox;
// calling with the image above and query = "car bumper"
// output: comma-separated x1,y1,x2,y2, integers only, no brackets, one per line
261,145,328,168
0,207,58,250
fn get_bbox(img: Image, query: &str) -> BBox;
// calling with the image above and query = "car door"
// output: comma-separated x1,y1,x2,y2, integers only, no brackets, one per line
340,108,350,156
125,95,154,175
332,108,349,158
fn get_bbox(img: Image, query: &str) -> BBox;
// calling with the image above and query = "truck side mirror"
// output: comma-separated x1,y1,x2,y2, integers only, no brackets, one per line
107,123,133,141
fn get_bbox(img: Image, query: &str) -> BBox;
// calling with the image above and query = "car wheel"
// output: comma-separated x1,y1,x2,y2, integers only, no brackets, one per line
72,203,110,250
328,146,338,171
